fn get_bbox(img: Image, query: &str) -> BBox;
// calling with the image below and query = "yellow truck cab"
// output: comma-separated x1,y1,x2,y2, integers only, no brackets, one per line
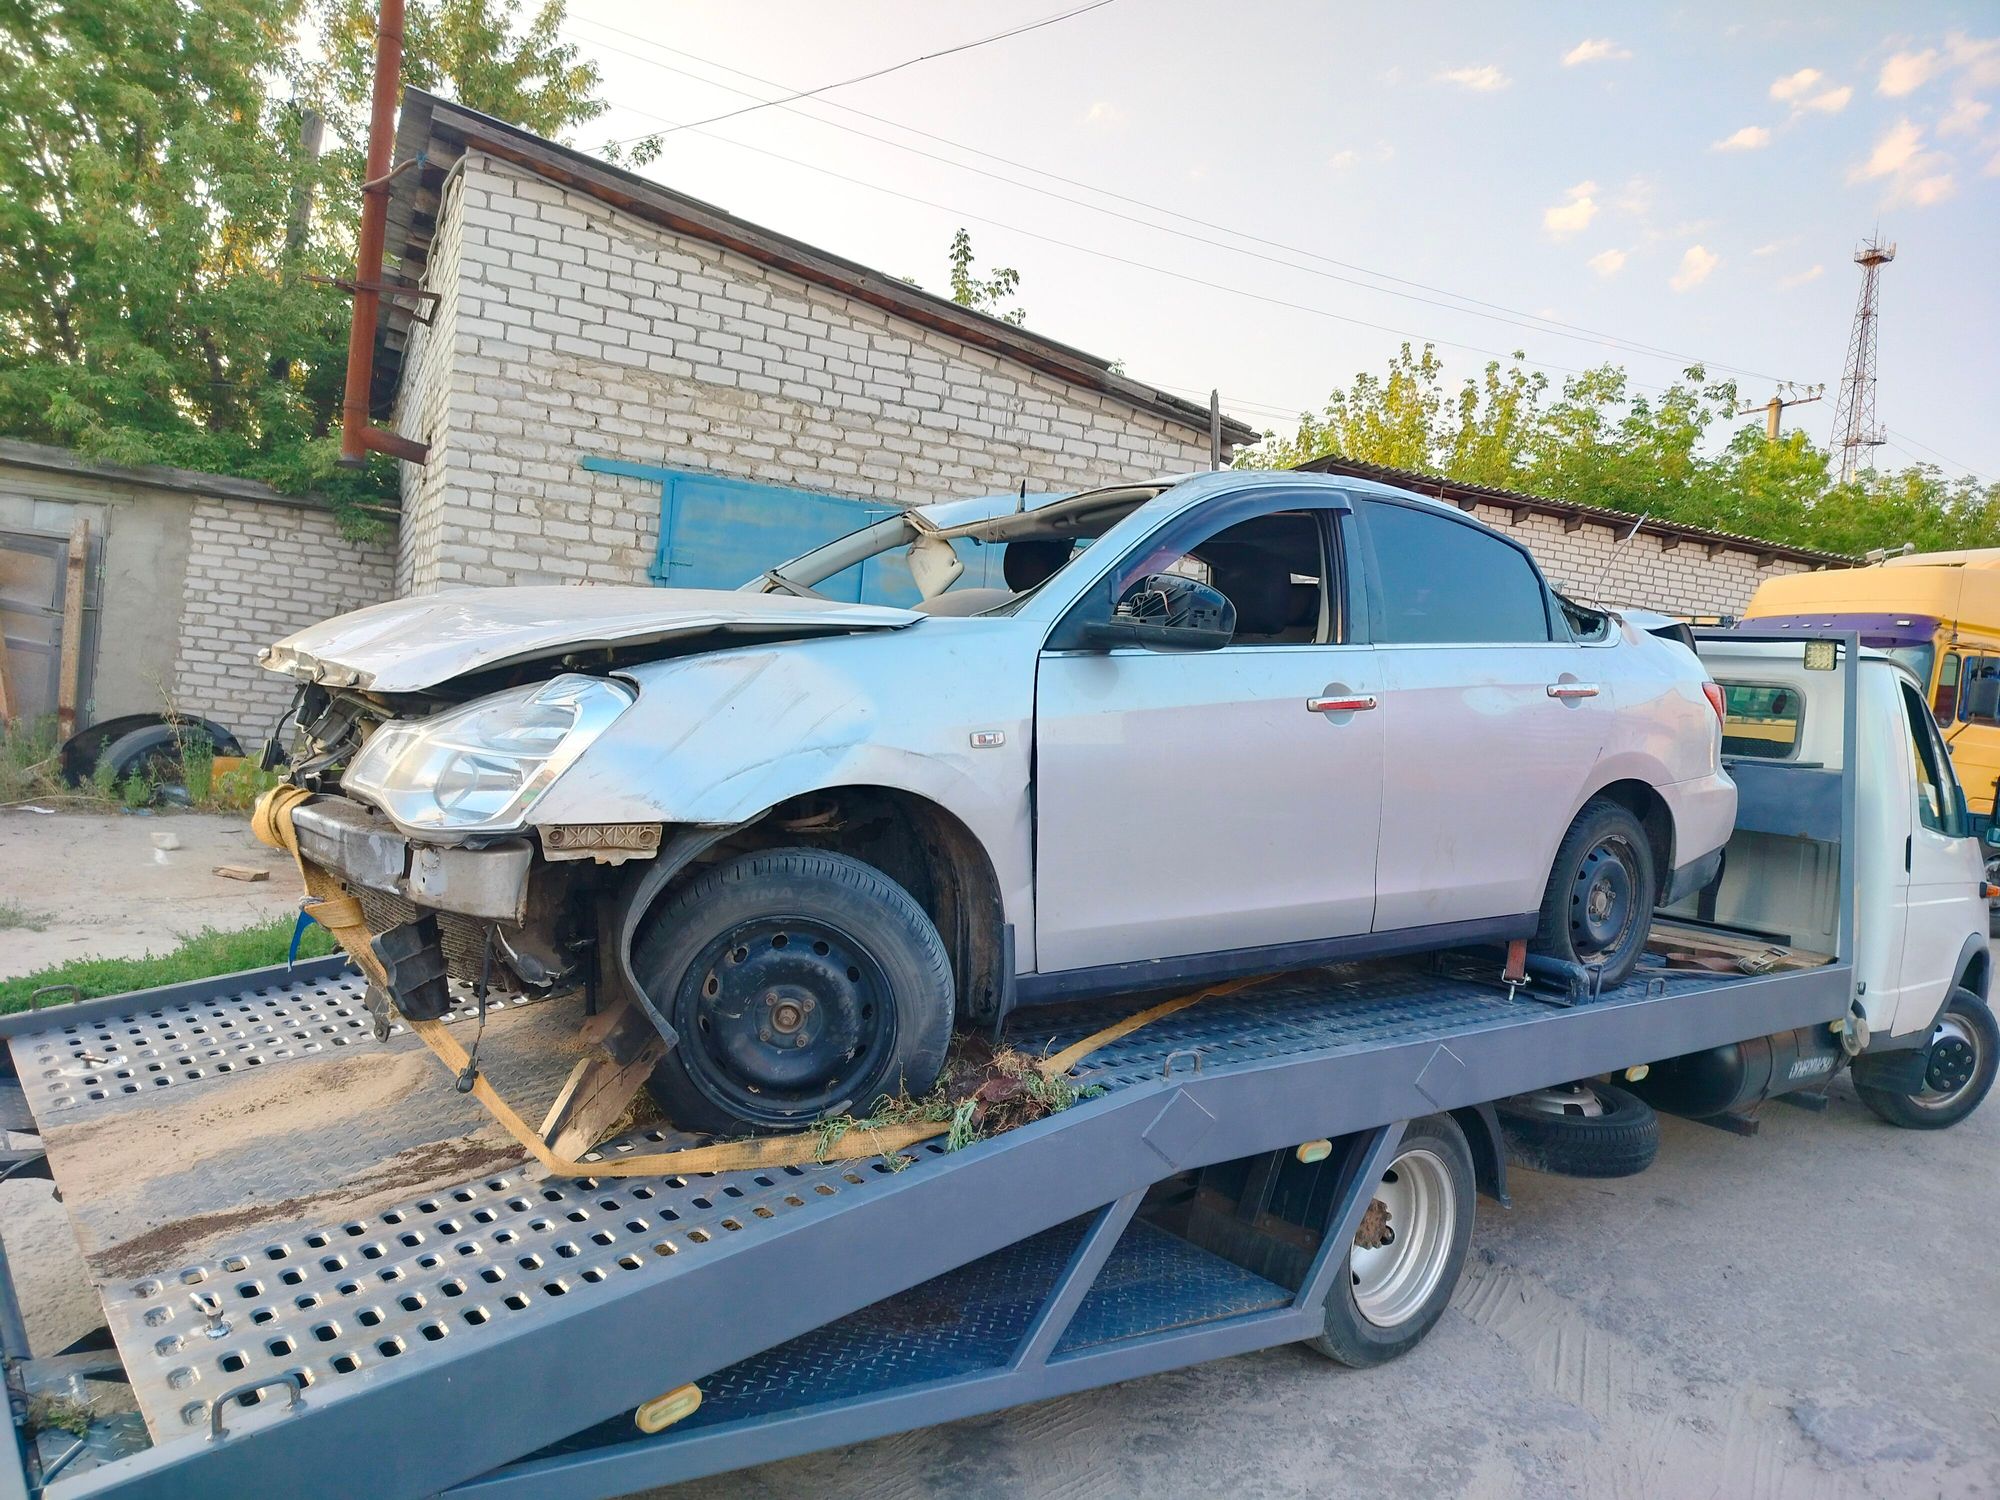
1742,549,2000,922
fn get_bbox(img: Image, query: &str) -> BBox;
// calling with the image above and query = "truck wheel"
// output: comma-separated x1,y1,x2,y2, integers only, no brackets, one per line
1531,798,1656,988
634,848,955,1136
1495,1083,1660,1178
1306,1114,1475,1369
1854,988,1998,1131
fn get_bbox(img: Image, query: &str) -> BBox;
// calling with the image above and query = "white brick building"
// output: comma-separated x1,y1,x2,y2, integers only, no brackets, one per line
366,90,1846,612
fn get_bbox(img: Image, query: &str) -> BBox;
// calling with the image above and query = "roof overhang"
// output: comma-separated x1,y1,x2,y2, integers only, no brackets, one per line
375,90,1257,449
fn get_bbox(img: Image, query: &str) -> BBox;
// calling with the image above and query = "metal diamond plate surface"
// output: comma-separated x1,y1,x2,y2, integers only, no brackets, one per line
11,970,546,1122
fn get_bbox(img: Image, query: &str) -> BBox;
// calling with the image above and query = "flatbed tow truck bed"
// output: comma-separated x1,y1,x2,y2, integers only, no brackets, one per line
0,942,1854,1500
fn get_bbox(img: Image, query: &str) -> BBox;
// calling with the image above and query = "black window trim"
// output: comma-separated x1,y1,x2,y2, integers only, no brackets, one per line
1349,494,1562,647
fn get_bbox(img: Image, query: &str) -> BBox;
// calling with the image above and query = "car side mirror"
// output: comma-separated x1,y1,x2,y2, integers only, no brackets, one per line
1080,573,1235,652
1983,824,2000,849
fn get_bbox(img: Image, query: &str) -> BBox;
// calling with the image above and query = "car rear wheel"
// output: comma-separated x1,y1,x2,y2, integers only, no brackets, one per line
635,848,955,1136
1531,797,1657,988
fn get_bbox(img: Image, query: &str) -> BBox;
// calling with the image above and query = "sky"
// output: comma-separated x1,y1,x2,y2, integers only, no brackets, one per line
557,0,2000,481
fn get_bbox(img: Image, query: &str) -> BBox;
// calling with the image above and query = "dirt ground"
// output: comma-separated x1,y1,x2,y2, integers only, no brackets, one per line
0,810,297,978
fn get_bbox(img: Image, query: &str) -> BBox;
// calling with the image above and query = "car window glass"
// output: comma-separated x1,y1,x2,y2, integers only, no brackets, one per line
1901,681,1962,835
1360,501,1550,644
1126,510,1331,646
1719,682,1803,760
1958,655,2000,725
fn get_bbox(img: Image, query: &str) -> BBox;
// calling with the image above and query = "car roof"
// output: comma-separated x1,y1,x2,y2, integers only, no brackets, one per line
906,470,1467,528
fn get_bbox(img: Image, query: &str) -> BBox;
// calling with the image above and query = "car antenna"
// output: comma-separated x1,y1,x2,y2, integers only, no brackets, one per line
1015,479,1027,514
1586,512,1648,607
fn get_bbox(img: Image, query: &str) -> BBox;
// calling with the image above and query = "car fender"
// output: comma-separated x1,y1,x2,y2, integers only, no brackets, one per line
529,622,1040,949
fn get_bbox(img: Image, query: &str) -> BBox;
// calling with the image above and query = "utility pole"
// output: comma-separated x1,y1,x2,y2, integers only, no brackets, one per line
1829,237,1896,483
1735,382,1825,442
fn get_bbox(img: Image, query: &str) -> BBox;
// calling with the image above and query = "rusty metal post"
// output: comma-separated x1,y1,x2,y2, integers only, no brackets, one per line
338,0,427,467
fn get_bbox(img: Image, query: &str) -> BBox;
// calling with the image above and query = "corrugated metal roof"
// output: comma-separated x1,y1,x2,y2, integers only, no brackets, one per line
1295,454,1854,568
373,89,1257,448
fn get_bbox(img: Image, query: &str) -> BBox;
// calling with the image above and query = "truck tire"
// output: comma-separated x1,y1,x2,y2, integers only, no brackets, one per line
1854,988,1998,1131
1495,1082,1660,1178
1305,1114,1476,1369
635,847,955,1137
1531,797,1657,988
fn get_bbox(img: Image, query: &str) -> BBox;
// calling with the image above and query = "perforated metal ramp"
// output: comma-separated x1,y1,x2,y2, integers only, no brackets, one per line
0,949,1850,1500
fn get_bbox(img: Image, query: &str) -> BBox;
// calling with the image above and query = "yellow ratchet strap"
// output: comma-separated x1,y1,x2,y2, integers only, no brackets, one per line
251,788,1256,1177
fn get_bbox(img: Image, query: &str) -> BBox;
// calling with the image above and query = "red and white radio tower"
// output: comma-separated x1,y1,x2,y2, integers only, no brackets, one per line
1829,237,1896,483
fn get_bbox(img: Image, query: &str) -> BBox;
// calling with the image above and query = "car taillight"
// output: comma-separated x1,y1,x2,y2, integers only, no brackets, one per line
1702,681,1726,725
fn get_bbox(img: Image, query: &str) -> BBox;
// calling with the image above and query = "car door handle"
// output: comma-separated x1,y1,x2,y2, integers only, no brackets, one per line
1307,694,1378,714
1546,682,1601,700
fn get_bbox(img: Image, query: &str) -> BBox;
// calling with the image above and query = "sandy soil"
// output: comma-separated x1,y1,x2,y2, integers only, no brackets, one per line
0,811,298,978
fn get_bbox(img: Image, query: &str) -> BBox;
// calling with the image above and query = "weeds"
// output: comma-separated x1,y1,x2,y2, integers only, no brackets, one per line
810,1035,1104,1166
24,1393,93,1439
0,902,49,932
177,726,215,804
0,712,279,813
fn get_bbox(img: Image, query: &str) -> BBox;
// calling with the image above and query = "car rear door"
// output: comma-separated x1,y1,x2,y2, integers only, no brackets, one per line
1032,493,1382,976
1353,497,1614,933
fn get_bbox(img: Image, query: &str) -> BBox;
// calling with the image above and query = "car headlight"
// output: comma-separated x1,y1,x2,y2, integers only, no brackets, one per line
344,674,635,834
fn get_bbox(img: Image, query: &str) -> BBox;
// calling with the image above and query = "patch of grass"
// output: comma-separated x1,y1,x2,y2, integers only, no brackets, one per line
0,903,49,932
0,917,337,1014
25,1393,92,1439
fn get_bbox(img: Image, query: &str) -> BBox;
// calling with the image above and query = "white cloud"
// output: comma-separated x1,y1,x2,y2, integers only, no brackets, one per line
1328,149,1358,170
1082,100,1126,126
1751,239,1793,256
1671,245,1719,293
1800,84,1852,113
1713,125,1772,151
1908,172,1957,205
1851,118,1925,180
1879,49,1940,96
1939,97,1991,136
1769,67,1823,102
1779,264,1824,290
1612,176,1655,217
1542,180,1600,237
1948,31,2000,89
1587,248,1628,277
1436,64,1510,92
1563,38,1630,66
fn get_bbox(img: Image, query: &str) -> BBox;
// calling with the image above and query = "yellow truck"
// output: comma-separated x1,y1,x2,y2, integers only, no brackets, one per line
1742,548,2000,924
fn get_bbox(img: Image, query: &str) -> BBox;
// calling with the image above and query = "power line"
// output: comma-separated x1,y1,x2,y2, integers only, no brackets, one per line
582,97,1680,397
1885,428,1990,483
571,16,1802,386
605,1,1117,148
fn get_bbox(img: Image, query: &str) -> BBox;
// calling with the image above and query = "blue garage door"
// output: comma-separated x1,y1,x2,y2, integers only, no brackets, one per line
579,458,1002,606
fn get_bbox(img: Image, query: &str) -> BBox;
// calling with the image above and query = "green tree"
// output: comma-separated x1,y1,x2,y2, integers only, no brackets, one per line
1240,342,2000,558
947,228,1027,326
0,0,602,527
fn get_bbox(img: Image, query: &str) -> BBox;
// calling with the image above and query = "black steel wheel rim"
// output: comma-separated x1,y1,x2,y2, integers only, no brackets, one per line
673,916,898,1125
1568,835,1639,961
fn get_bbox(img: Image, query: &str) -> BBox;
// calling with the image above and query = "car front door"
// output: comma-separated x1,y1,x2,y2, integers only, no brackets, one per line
1894,677,1980,1034
1354,498,1614,934
1032,495,1382,977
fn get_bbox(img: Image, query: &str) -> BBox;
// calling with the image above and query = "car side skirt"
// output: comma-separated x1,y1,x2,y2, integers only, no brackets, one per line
1010,913,1540,1008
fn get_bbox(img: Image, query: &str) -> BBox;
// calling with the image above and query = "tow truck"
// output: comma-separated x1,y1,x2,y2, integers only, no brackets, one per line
0,631,1988,1499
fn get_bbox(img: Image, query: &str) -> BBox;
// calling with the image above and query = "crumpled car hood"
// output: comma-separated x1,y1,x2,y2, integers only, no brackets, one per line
259,585,921,692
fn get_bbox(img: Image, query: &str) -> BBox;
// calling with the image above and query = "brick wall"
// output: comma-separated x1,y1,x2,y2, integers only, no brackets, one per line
1466,506,1816,616
392,153,1222,593
170,497,397,743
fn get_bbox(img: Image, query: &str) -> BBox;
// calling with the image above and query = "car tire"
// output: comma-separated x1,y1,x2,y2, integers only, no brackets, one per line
1495,1082,1660,1178
1304,1114,1476,1370
635,847,955,1137
1854,987,1998,1131
1531,797,1657,988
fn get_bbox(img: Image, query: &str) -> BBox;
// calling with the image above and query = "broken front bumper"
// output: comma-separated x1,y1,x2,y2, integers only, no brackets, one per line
290,796,533,925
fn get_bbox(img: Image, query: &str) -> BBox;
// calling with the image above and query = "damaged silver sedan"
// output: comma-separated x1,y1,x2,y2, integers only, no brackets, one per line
257,470,1735,1136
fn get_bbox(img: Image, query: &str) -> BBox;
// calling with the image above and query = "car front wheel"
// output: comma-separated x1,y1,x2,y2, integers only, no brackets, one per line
1531,797,1657,988
634,848,955,1136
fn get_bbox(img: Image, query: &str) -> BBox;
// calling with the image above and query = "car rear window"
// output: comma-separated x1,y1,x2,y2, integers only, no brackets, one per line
1719,682,1803,759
